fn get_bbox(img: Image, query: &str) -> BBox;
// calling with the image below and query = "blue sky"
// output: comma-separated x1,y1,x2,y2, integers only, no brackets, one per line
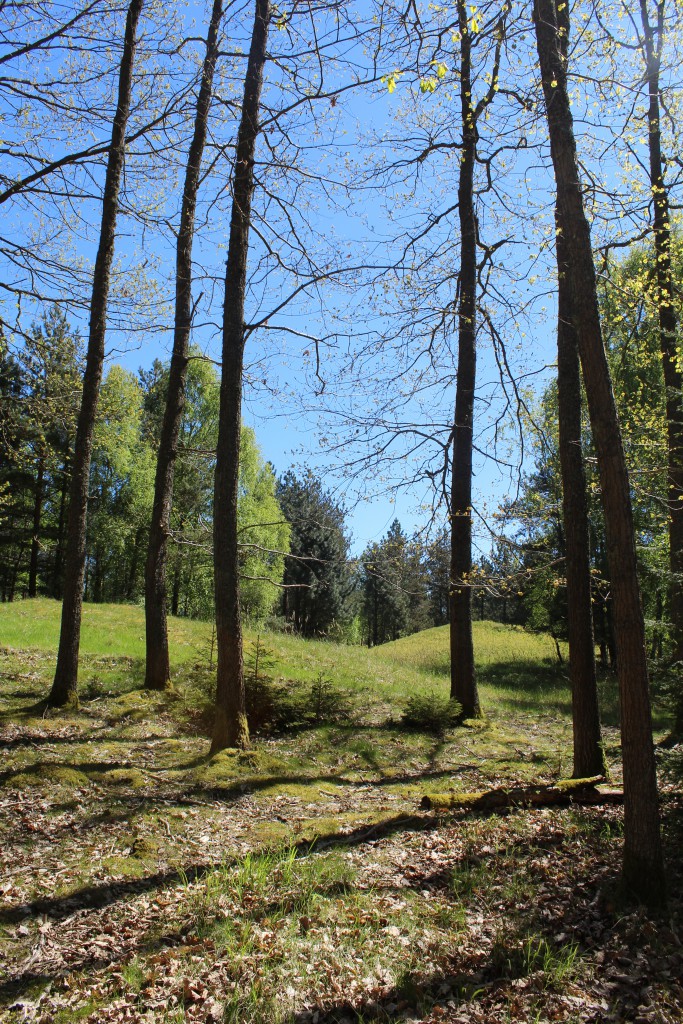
3,0,618,556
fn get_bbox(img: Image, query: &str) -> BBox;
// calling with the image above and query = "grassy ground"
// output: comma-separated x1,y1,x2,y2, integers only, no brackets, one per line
0,599,681,1024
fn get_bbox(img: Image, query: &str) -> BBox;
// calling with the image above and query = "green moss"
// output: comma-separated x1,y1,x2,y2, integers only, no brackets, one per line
101,855,148,878
292,811,377,844
246,820,294,846
555,776,604,792
198,747,290,787
91,767,148,789
54,1001,101,1023
10,765,90,789
261,780,332,802
131,834,160,858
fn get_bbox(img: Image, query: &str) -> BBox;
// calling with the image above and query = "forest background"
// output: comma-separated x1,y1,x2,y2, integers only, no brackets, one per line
2,0,683,1017
1,0,681,658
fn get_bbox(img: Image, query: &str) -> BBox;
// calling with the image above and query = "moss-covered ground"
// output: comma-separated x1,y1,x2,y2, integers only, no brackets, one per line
0,599,681,1023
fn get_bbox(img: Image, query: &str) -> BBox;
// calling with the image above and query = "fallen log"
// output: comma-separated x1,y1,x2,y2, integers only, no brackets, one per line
420,776,624,811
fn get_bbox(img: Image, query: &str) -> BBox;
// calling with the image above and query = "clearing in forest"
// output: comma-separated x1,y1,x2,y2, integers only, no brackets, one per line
0,599,681,1023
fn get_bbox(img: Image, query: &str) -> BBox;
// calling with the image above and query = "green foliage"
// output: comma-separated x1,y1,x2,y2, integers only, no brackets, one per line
238,428,290,621
361,519,411,645
400,692,462,735
360,521,449,645
0,307,83,600
505,241,682,661
308,671,353,724
88,365,155,603
276,470,352,637
244,672,354,735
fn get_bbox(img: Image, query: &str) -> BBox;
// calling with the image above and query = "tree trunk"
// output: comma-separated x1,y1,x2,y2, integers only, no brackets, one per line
49,0,143,708
211,0,270,754
556,235,604,775
534,0,665,906
552,8,604,775
638,0,683,666
92,549,103,603
171,563,181,616
51,454,69,599
8,544,25,602
28,456,44,597
126,524,145,599
449,0,479,718
144,0,224,691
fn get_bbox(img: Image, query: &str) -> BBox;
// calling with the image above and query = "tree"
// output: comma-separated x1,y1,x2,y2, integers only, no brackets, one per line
237,430,290,622
426,531,451,627
533,0,665,905
145,0,225,691
22,309,83,599
0,338,32,601
593,0,683,674
49,0,144,709
86,366,154,603
0,310,83,602
0,0,186,355
212,0,270,752
140,354,287,622
551,1,603,778
361,520,410,646
448,0,509,718
277,470,351,638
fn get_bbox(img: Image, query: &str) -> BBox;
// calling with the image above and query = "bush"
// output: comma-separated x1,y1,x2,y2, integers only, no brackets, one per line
178,638,356,736
400,692,462,736
246,673,354,734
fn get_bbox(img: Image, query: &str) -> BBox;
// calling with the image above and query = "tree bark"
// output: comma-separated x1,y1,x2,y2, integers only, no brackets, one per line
126,524,145,599
144,0,224,691
637,1,683,704
211,0,270,754
553,1,603,776
28,456,44,597
171,563,181,616
533,0,665,906
449,0,480,718
49,0,143,708
556,229,604,776
51,454,69,599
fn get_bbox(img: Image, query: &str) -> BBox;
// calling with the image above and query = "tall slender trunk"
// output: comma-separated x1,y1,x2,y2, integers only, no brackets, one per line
92,549,103,603
534,0,665,906
144,0,224,691
9,544,25,601
552,2,603,777
126,524,145,599
556,223,604,776
211,0,270,754
51,454,69,599
449,0,479,718
637,2,683,709
28,456,44,597
48,0,143,707
171,563,181,616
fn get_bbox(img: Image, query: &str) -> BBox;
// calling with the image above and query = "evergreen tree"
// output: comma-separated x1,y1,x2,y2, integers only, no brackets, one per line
0,309,83,601
361,520,410,646
277,470,351,638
